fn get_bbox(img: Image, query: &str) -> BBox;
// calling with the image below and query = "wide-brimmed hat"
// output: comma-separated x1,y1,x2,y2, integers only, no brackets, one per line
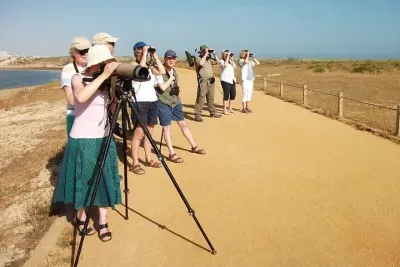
70,37,91,50
86,44,117,67
92,32,118,45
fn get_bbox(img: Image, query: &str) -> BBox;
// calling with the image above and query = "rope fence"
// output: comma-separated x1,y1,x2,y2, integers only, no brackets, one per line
258,76,400,137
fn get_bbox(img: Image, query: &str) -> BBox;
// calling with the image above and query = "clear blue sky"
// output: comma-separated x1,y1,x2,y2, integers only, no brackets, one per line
1,0,399,59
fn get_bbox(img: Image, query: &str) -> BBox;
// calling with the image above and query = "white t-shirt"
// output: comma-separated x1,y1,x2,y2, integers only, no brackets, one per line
238,59,256,81
220,59,236,84
61,62,86,116
131,67,159,102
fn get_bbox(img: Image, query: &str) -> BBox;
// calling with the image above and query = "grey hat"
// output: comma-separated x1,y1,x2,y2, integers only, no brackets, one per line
164,50,177,58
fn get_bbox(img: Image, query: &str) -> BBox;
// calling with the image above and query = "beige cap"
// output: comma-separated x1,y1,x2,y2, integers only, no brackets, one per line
86,44,117,67
92,32,118,45
70,37,91,50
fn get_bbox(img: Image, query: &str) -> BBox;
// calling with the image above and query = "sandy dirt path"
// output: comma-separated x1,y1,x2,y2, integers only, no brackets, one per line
67,68,400,267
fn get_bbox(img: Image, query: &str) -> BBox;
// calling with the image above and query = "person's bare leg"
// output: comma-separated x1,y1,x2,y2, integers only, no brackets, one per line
162,125,175,156
131,127,144,166
229,99,234,113
143,125,154,162
98,207,111,240
177,120,196,148
223,100,229,114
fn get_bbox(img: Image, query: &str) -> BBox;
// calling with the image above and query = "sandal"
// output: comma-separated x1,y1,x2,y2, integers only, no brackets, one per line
246,108,253,113
191,146,206,155
242,109,248,113
129,164,145,175
72,216,95,236
169,153,184,163
145,160,162,168
96,223,112,242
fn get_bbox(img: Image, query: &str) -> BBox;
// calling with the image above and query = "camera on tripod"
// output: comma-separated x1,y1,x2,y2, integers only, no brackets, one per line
86,63,151,96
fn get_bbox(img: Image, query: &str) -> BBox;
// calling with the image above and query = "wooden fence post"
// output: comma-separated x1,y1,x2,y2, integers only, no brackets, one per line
280,81,284,97
338,92,344,118
263,77,267,94
396,104,400,136
303,85,308,105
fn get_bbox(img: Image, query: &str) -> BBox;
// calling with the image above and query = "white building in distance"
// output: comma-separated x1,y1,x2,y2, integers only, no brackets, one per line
0,51,10,60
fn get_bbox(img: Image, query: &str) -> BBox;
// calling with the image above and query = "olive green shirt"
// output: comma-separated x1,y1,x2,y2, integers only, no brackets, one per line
156,68,180,108
195,56,216,79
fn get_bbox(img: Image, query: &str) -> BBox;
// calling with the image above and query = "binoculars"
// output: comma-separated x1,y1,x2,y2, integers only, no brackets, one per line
148,47,156,53
207,49,214,53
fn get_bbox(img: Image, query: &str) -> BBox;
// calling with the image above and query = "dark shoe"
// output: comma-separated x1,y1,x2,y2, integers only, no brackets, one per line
210,113,222,118
195,116,203,122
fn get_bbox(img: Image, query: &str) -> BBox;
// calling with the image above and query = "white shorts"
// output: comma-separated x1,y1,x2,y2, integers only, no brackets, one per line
242,80,254,102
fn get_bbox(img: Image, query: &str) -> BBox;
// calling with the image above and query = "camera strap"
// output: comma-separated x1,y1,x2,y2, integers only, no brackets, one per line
73,61,79,73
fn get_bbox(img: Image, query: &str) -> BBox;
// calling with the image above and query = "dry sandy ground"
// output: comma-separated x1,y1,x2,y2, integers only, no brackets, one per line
0,83,66,266
44,68,400,267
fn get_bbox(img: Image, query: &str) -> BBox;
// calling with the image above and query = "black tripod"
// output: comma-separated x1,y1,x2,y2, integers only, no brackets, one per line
73,79,217,267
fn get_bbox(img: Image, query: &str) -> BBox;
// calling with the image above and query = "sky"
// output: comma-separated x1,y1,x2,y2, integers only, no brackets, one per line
0,0,399,59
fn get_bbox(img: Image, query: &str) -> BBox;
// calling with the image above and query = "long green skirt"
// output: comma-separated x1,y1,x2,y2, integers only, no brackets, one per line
52,137,122,210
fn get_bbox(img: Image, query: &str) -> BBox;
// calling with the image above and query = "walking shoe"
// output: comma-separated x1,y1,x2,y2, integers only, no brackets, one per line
195,116,203,122
210,113,222,118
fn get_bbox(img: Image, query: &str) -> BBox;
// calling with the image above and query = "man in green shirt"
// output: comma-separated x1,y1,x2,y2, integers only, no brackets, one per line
155,50,206,163
193,45,222,122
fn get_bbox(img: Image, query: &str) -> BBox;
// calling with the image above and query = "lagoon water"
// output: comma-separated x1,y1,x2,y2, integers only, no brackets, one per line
0,69,61,89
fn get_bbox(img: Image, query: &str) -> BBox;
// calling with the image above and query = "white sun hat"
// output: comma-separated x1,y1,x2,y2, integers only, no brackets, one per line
86,44,117,67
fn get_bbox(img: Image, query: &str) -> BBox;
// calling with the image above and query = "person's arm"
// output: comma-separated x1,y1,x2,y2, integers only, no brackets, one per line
196,51,209,67
61,71,75,105
156,75,175,91
252,57,261,66
62,86,74,105
139,46,149,67
223,52,230,67
212,50,220,65
72,62,120,103
244,52,250,64
230,55,237,69
150,50,166,75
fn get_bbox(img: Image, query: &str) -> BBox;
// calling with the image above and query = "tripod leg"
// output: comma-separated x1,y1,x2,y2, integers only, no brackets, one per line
159,128,164,153
121,101,129,220
127,99,217,254
74,100,123,267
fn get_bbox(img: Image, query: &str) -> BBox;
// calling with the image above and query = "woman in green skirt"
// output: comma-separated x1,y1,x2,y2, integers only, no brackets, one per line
53,44,122,242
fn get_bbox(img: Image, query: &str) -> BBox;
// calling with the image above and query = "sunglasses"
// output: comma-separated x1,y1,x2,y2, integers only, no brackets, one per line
78,49,89,55
107,42,115,47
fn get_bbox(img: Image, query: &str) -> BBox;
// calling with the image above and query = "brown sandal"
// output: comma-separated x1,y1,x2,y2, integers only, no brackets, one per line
72,216,95,236
242,109,248,113
145,160,162,168
129,164,145,175
246,108,253,113
169,153,184,163
191,146,206,155
96,223,112,242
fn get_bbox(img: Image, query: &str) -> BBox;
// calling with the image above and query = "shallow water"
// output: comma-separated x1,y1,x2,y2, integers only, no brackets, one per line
0,69,61,89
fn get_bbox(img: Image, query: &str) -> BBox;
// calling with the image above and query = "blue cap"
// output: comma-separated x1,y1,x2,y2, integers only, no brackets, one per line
133,41,146,50
164,50,177,58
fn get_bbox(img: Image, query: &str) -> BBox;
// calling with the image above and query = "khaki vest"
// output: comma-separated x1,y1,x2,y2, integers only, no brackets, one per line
156,68,180,107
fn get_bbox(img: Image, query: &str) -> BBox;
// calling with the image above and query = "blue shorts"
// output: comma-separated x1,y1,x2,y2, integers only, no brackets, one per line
158,101,184,126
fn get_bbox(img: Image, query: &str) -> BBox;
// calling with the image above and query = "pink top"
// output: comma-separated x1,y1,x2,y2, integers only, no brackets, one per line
69,73,110,138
